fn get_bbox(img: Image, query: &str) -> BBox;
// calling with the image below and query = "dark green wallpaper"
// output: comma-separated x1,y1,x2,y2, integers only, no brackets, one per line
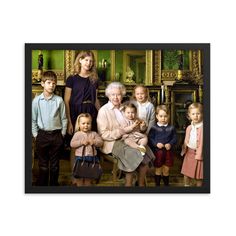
162,50,189,70
32,50,64,70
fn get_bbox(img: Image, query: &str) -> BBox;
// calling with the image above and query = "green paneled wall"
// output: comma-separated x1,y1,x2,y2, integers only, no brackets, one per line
32,50,191,83
32,50,64,70
183,50,189,70
115,50,123,81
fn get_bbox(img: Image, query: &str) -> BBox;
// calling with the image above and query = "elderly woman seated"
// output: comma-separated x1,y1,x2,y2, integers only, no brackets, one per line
97,82,154,186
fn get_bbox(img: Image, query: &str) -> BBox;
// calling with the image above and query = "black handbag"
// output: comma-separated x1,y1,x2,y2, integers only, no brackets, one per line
72,145,103,180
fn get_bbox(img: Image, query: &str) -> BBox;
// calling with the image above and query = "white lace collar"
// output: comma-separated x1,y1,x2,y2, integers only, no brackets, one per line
191,121,203,129
157,122,168,127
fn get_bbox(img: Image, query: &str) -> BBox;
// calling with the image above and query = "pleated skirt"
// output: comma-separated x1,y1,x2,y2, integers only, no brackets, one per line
181,148,203,179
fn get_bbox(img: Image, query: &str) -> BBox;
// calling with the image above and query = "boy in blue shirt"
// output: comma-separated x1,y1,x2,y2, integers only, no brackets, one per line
32,71,67,186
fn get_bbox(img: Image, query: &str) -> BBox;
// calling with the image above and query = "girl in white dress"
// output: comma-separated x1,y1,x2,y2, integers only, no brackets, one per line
131,85,156,134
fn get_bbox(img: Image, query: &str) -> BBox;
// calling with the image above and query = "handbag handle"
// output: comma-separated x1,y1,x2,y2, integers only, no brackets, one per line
81,145,96,166
81,144,96,157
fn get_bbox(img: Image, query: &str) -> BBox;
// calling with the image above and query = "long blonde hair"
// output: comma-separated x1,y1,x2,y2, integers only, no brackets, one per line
73,50,98,83
74,113,92,132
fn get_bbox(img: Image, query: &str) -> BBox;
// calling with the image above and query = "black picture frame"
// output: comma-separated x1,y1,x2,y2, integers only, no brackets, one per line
25,43,210,194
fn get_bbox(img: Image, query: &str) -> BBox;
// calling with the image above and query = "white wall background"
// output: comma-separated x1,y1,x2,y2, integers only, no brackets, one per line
0,1,235,235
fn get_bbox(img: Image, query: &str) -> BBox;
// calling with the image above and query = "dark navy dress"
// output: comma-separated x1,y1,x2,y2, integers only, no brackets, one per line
66,75,98,131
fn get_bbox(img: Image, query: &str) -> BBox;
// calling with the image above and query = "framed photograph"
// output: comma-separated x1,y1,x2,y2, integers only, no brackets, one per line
25,43,210,193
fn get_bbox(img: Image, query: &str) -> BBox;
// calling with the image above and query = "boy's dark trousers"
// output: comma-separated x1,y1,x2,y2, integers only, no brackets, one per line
35,129,64,186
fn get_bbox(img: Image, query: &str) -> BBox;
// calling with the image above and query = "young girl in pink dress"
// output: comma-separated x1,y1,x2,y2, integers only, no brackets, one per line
181,103,203,187
122,102,148,155
70,113,103,186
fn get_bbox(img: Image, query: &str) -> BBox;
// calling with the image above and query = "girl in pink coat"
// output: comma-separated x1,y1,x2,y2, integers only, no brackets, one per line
181,103,203,187
70,113,103,186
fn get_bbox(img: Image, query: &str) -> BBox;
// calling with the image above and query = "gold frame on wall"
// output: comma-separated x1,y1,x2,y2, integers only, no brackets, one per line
32,69,65,85
153,50,202,84
65,50,153,85
122,50,153,85
32,49,202,86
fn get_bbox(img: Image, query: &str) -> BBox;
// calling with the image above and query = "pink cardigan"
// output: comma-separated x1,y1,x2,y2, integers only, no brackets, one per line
181,124,203,160
97,102,138,154
96,102,124,154
70,131,103,156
